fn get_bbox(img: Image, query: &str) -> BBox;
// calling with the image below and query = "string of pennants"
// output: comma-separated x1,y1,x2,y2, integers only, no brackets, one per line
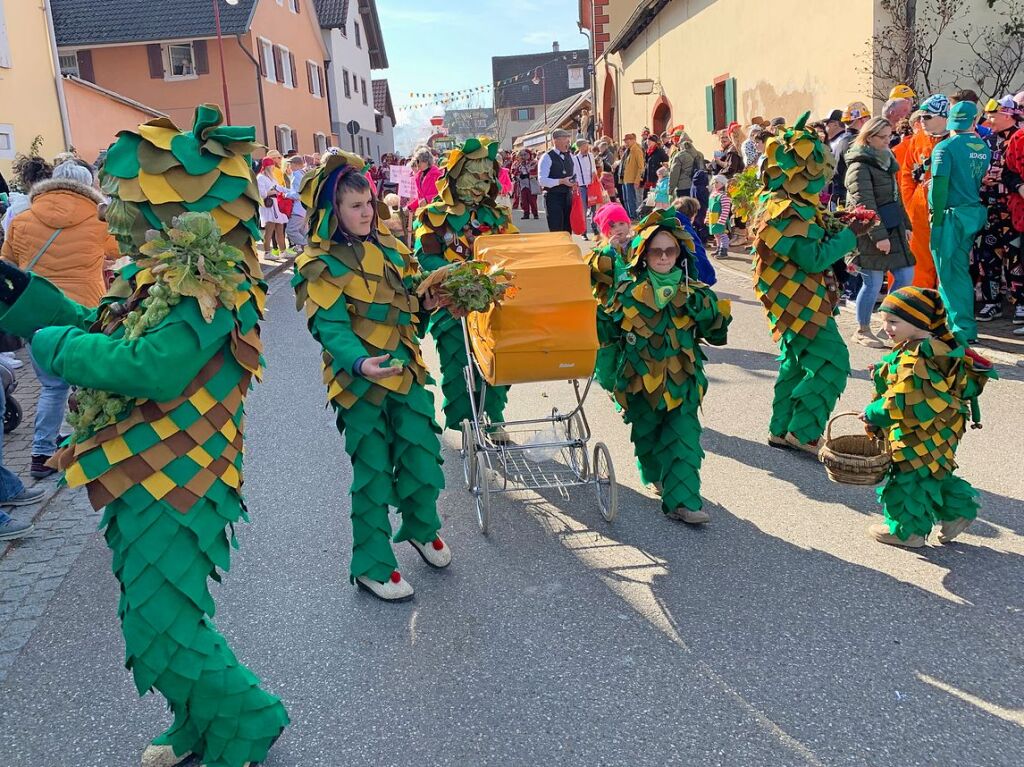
397,52,586,113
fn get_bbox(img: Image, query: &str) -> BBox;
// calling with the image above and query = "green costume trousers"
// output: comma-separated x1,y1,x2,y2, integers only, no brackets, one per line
103,494,288,767
878,467,979,540
932,204,987,344
336,383,445,583
770,318,850,443
430,311,508,431
624,396,704,513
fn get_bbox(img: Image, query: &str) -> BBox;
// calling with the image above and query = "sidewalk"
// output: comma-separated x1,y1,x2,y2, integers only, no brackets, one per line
0,250,298,560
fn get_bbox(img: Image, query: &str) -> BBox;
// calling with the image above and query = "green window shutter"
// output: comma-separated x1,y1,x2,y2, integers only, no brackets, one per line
705,85,715,132
725,78,737,124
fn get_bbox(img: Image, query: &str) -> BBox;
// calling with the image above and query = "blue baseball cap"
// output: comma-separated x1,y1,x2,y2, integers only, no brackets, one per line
947,101,979,131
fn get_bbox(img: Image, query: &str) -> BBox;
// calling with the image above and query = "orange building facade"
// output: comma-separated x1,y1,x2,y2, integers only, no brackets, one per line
53,0,332,155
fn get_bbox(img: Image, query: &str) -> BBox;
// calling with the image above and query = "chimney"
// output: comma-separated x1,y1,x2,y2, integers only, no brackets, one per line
553,41,560,52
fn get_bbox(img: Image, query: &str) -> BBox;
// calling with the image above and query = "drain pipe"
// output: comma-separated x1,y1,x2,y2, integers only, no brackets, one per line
42,0,73,151
235,35,268,146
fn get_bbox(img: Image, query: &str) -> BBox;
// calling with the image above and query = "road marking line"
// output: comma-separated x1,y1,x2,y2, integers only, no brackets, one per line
918,672,1024,728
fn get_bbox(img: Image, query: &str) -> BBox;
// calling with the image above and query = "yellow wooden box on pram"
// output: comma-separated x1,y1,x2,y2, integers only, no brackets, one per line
467,232,598,386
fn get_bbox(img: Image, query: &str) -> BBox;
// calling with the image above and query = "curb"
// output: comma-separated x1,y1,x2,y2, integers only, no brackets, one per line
0,252,299,562
712,249,1024,368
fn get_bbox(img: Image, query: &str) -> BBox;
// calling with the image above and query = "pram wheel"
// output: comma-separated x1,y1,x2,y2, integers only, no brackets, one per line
460,420,477,490
563,411,589,481
593,442,618,522
3,394,21,434
473,457,491,535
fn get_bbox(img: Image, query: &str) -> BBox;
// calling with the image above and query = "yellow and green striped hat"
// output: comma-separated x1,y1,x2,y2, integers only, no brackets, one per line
879,287,955,343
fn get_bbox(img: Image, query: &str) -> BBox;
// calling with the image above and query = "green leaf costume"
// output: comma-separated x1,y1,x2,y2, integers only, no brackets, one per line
584,240,629,392
864,337,996,540
750,113,858,443
292,152,445,583
605,211,731,513
412,137,517,431
0,106,288,767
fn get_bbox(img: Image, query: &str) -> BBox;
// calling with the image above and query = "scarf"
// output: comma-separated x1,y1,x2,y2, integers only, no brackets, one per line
648,267,683,309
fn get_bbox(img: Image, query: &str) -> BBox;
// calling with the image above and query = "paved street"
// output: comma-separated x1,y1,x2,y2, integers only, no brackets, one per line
1,217,1023,766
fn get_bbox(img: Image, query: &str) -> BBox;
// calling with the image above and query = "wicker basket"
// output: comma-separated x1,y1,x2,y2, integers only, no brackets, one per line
819,412,891,485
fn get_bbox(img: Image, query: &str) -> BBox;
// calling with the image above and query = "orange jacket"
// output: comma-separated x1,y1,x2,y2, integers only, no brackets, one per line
1,178,117,307
896,130,944,289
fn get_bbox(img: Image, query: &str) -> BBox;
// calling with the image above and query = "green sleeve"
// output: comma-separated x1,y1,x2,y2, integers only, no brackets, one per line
0,274,95,339
417,249,449,274
30,312,220,402
787,227,856,274
309,307,369,375
863,398,895,428
930,175,950,227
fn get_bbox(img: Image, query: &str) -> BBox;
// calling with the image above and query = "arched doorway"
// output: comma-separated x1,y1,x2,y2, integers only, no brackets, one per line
651,95,672,135
602,70,617,140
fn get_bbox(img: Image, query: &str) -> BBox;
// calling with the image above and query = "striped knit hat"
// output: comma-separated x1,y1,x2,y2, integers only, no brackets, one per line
879,287,956,344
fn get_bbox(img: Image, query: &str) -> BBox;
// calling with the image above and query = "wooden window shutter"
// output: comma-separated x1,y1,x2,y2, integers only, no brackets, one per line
705,85,715,132
724,78,737,125
289,53,297,89
273,46,284,83
290,129,298,152
147,44,164,78
318,67,325,99
194,40,209,75
76,50,95,83
274,126,282,151
258,41,267,77
306,61,313,93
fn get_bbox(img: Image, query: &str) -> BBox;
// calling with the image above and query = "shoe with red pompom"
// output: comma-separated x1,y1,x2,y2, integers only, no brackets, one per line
785,433,821,455
356,571,414,602
410,537,452,569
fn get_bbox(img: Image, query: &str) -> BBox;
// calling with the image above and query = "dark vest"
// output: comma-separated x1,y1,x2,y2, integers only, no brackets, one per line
545,149,573,193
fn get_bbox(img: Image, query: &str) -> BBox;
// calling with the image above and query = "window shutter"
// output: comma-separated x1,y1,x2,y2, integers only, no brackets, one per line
294,0,300,14
76,50,95,83
705,85,715,132
273,46,284,83
290,129,298,152
258,41,267,77
289,53,297,89
274,126,282,151
194,40,209,75
147,44,164,78
318,67,326,99
725,77,737,125
306,61,313,93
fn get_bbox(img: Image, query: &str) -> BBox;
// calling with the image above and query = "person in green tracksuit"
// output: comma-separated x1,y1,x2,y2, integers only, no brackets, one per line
605,209,731,524
929,100,992,344
0,107,288,767
750,113,872,453
862,286,996,548
584,202,633,392
292,151,449,603
412,137,517,434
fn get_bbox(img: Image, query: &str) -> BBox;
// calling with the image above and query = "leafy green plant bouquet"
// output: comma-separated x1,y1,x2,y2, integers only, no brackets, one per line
416,261,517,316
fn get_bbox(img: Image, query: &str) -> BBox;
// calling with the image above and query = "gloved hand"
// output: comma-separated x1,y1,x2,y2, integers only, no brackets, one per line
0,260,30,304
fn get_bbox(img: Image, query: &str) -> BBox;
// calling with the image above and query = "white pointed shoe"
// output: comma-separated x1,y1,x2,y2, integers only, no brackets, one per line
937,517,973,544
410,537,453,568
356,571,414,602
141,744,191,767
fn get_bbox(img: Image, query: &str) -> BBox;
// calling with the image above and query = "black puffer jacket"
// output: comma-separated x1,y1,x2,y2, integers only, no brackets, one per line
844,144,914,272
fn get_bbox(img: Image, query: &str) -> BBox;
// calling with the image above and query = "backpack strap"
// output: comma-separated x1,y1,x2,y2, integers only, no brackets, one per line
26,228,63,272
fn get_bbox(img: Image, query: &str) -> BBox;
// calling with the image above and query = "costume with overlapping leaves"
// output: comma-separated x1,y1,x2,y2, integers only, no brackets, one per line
412,137,517,431
606,211,730,514
292,152,445,585
751,113,858,445
0,106,288,767
584,240,628,391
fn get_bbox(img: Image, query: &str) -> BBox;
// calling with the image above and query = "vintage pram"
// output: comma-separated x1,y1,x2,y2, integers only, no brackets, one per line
458,232,618,534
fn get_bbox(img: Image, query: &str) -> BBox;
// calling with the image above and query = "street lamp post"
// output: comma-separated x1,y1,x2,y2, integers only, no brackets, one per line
532,66,547,137
213,0,239,123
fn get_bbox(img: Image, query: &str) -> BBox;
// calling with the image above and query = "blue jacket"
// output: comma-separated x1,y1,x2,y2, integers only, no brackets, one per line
675,211,717,285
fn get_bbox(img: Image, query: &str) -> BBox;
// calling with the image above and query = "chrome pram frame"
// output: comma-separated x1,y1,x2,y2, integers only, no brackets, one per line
458,318,618,534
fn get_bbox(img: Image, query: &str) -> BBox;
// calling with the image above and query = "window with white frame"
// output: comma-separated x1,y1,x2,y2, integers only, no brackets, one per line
288,0,300,11
307,61,322,97
361,78,368,105
354,21,361,48
164,43,196,79
281,47,294,87
59,53,80,77
314,133,327,154
260,38,276,82
0,6,11,69
275,125,294,153
0,124,15,160
342,68,351,98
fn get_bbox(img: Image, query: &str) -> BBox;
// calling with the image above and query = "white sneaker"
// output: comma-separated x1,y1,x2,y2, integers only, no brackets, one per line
0,352,23,369
1014,305,1024,325
410,537,452,568
356,571,414,602
1014,325,1024,336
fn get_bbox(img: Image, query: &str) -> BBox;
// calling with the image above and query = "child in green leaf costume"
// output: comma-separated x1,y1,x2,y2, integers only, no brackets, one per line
862,287,996,548
606,210,731,523
750,112,871,453
292,151,449,603
585,202,634,392
0,106,288,767
413,137,517,433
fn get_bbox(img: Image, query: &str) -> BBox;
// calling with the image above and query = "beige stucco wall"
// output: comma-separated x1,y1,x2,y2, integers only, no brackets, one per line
0,0,66,177
63,79,161,164
599,0,875,156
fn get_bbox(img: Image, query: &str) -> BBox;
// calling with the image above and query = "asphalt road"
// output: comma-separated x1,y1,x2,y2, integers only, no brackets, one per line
1,219,1023,766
